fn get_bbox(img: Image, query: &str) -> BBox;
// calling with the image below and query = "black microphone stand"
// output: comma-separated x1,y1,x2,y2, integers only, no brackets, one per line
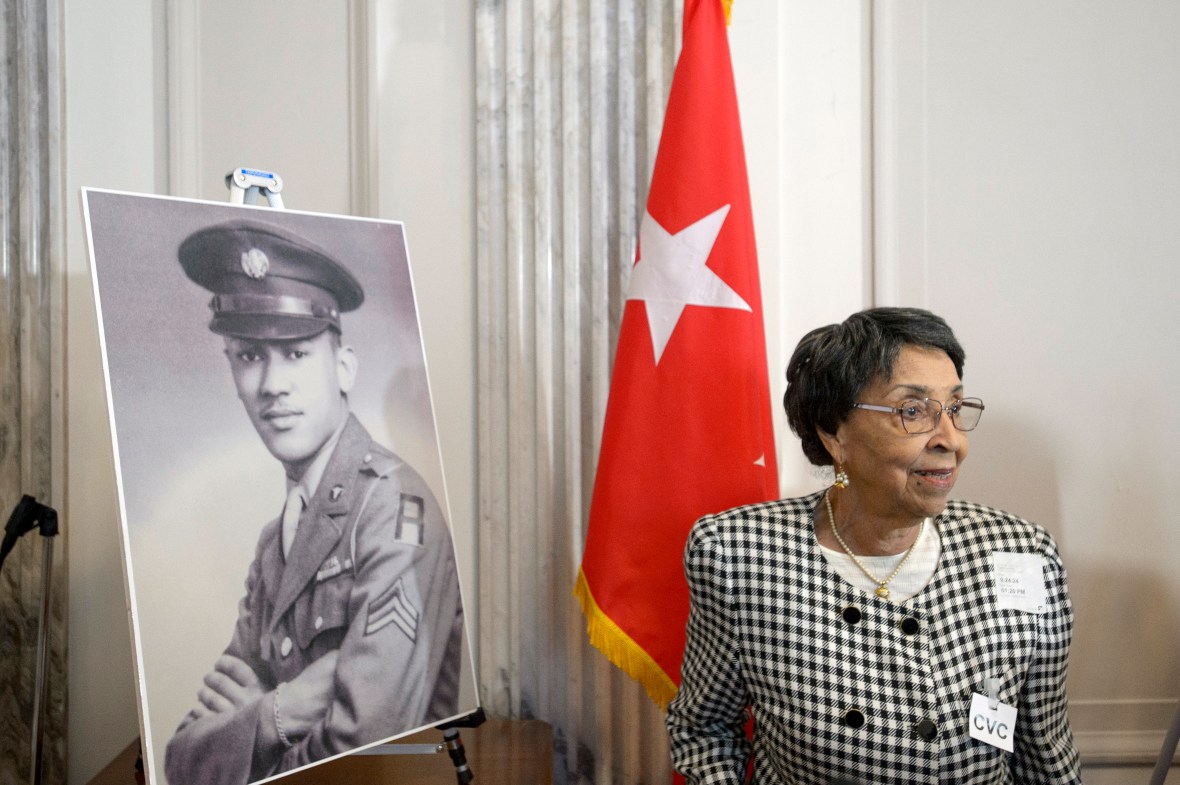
1,495,60,785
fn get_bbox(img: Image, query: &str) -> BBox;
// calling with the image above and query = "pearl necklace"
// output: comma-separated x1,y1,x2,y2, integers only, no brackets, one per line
824,491,924,600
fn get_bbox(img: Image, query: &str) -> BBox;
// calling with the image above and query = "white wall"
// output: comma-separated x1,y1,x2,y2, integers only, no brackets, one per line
736,0,1178,772
731,0,872,498
64,0,165,780
875,0,1180,765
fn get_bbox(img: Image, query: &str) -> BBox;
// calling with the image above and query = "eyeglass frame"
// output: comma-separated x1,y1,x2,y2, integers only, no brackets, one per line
851,397,985,434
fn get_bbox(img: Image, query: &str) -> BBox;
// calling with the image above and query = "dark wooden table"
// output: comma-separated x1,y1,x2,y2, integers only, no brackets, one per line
89,719,554,785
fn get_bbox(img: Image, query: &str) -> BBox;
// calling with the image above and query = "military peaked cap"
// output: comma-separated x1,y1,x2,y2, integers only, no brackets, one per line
179,219,364,340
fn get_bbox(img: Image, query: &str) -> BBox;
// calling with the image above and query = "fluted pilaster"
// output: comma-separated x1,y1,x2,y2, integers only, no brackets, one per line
0,0,65,782
475,1,679,782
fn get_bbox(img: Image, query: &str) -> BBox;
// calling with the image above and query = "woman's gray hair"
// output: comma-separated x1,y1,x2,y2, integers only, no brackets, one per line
784,307,966,466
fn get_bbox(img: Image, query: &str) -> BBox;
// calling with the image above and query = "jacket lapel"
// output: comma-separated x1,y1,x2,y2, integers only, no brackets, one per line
258,519,285,611
269,415,370,626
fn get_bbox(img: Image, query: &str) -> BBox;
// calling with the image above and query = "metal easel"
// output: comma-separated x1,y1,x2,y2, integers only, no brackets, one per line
218,168,485,782
1150,698,1180,785
225,167,286,208
0,495,60,785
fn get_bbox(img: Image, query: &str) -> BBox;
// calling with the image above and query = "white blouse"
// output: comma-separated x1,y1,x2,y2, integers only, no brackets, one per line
818,518,942,603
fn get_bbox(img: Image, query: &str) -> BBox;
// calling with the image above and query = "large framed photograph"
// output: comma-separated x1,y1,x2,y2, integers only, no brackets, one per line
82,190,478,785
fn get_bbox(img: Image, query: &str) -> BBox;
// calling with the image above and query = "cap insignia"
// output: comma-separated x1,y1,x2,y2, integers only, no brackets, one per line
240,247,270,279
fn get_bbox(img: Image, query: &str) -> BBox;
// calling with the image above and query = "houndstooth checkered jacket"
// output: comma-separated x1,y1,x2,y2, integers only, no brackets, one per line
667,491,1082,784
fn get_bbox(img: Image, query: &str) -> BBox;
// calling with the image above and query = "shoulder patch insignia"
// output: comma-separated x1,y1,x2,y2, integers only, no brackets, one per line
366,577,419,640
394,493,425,546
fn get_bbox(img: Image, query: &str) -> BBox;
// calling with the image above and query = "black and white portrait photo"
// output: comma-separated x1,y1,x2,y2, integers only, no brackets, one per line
82,190,477,785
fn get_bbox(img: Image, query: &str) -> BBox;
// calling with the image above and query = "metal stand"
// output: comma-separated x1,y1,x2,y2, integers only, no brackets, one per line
1150,698,1180,785
225,167,285,208
438,708,486,785
351,708,485,785
0,495,60,785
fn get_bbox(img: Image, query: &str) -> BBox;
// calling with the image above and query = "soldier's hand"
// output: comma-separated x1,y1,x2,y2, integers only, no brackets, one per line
197,655,265,714
274,651,339,740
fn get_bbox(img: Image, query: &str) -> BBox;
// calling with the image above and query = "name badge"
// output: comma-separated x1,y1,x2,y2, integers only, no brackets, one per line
991,552,1046,613
969,692,1017,752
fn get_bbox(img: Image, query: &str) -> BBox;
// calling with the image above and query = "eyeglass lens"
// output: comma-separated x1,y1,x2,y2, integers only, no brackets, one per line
902,398,984,433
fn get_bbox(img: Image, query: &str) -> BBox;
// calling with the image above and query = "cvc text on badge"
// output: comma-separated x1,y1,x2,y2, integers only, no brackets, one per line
973,713,1009,739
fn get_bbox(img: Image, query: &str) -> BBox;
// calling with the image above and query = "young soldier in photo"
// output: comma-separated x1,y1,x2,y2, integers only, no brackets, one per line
164,220,463,785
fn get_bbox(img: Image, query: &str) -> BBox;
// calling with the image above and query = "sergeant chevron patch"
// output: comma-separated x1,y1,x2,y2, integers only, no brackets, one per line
366,577,419,640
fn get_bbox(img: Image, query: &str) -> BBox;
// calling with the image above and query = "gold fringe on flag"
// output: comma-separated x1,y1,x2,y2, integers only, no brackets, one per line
574,568,679,709
722,0,733,26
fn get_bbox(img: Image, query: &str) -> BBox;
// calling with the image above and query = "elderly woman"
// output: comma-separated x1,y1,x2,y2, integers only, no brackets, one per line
666,308,1081,784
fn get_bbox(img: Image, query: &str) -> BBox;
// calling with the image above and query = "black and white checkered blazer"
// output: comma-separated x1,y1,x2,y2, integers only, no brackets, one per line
667,491,1082,784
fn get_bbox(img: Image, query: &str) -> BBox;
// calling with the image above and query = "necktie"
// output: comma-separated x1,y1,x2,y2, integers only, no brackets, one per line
281,485,306,559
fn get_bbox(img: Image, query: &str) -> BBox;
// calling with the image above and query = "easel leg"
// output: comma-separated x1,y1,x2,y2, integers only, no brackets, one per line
443,727,473,784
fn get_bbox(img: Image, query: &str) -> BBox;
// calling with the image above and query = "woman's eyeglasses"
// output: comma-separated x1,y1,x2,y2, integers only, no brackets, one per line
852,397,985,434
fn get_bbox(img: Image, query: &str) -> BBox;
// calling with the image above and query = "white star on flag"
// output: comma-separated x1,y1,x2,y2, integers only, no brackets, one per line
626,204,752,364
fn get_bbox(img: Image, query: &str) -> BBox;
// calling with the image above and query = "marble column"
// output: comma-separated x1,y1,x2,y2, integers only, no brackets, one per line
475,1,680,782
0,0,67,783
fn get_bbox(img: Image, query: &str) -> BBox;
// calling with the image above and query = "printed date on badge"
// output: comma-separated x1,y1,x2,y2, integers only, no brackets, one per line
991,552,1047,614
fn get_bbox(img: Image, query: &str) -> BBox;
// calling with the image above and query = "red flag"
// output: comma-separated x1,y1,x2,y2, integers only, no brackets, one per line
575,0,779,709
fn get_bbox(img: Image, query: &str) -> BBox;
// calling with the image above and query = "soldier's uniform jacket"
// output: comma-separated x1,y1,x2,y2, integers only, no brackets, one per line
165,415,464,785
667,492,1082,785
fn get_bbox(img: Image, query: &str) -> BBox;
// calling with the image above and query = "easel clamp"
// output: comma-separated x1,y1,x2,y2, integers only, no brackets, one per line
225,167,284,208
